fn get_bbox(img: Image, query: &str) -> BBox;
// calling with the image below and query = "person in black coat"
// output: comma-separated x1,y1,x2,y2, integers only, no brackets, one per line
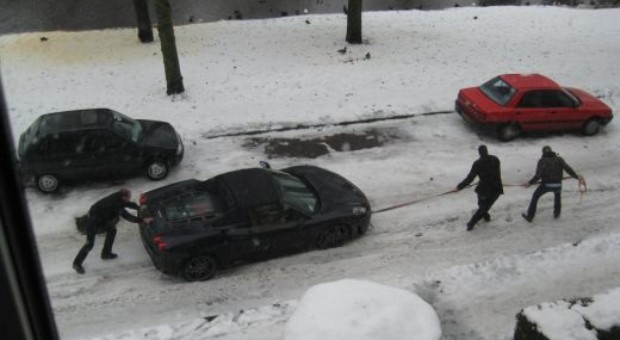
72,189,147,274
456,145,504,231
521,146,583,222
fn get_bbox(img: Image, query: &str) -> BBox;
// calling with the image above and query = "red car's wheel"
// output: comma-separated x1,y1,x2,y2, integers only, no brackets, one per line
582,118,601,136
497,124,520,142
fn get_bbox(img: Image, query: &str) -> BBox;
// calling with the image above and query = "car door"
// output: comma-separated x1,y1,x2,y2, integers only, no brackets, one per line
249,206,307,257
227,205,304,261
515,90,577,131
514,90,550,131
40,131,93,180
86,130,142,179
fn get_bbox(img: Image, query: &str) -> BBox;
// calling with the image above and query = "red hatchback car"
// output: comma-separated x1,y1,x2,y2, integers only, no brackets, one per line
455,74,613,141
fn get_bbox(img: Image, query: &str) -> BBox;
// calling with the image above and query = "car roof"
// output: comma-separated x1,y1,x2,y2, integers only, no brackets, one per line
499,74,561,90
35,108,113,135
215,168,282,209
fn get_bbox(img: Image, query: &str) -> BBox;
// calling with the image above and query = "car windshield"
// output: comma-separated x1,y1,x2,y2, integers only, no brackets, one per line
271,171,318,215
162,191,221,221
479,76,517,106
110,110,142,142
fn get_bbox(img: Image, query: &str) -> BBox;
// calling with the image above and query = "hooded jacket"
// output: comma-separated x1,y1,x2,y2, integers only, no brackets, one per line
528,150,579,185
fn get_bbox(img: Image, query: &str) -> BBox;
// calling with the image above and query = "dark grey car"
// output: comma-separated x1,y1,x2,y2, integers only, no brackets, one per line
18,108,184,193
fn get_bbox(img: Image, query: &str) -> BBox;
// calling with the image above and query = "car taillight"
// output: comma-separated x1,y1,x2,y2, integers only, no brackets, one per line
139,193,147,206
152,234,167,251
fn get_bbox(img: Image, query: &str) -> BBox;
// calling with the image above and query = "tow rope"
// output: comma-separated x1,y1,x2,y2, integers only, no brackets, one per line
372,176,587,215
373,189,457,214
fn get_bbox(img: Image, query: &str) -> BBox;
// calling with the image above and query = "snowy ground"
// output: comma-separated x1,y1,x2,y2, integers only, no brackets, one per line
1,6,620,340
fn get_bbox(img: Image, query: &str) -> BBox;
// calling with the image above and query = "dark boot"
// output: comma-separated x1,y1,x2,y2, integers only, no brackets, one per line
101,227,117,259
521,213,533,223
73,244,91,274
73,263,85,274
101,253,118,260
466,221,475,231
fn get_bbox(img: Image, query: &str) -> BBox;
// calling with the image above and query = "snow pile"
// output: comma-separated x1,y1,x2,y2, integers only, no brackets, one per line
515,287,620,339
284,279,441,340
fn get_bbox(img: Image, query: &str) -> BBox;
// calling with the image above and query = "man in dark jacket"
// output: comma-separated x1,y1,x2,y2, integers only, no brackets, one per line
72,189,146,274
522,146,583,222
456,145,504,231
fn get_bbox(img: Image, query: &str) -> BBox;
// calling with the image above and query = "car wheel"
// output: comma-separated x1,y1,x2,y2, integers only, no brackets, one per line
582,118,601,136
36,174,60,193
497,124,520,142
316,224,350,250
146,159,169,180
181,255,217,282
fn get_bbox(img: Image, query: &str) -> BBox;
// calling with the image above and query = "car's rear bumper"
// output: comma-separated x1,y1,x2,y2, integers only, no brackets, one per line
455,100,498,132
139,224,182,276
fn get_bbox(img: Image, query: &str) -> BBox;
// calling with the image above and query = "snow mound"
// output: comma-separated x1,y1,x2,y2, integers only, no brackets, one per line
284,279,441,340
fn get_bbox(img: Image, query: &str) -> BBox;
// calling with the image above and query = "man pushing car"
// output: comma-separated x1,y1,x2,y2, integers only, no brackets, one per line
72,188,151,274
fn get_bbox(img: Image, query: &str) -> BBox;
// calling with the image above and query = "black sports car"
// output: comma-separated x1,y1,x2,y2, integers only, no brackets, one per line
17,108,184,193
138,164,371,281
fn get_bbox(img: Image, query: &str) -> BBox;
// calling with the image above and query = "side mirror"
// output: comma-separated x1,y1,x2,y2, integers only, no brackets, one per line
259,161,271,169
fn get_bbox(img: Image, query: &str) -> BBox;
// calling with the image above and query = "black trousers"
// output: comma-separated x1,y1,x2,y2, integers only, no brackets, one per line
468,192,501,227
525,184,562,220
73,217,118,266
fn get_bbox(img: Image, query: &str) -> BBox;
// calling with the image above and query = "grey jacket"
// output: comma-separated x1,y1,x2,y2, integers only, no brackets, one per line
528,151,579,185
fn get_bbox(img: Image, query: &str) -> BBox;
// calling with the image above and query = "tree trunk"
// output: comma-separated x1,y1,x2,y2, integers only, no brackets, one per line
346,0,362,44
132,0,153,43
154,0,185,95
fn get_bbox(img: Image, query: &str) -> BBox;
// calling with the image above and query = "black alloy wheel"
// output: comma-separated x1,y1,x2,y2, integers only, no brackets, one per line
182,255,217,282
145,159,169,180
316,225,350,249
36,174,60,193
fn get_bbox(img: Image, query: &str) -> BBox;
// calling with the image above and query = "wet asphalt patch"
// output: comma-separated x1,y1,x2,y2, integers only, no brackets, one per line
244,128,402,159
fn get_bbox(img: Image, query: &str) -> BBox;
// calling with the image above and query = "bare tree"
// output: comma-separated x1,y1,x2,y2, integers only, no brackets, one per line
154,0,184,95
346,0,362,44
132,0,153,43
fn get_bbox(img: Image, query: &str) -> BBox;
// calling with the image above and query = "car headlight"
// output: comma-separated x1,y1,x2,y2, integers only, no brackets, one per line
352,206,367,216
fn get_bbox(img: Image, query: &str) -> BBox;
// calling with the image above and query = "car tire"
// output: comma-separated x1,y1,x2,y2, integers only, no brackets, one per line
36,174,60,193
497,123,520,142
181,254,217,282
316,224,350,250
145,159,169,180
582,118,601,136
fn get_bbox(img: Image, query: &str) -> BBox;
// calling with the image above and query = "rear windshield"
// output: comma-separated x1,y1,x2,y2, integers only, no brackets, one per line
479,77,517,106
162,191,222,221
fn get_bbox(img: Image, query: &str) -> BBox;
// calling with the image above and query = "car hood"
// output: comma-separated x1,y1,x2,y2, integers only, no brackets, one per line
138,119,180,149
459,87,502,113
566,88,613,113
284,165,369,211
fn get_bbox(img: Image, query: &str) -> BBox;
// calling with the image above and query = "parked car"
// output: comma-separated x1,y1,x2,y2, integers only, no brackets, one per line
17,108,184,193
455,74,613,141
137,163,371,282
